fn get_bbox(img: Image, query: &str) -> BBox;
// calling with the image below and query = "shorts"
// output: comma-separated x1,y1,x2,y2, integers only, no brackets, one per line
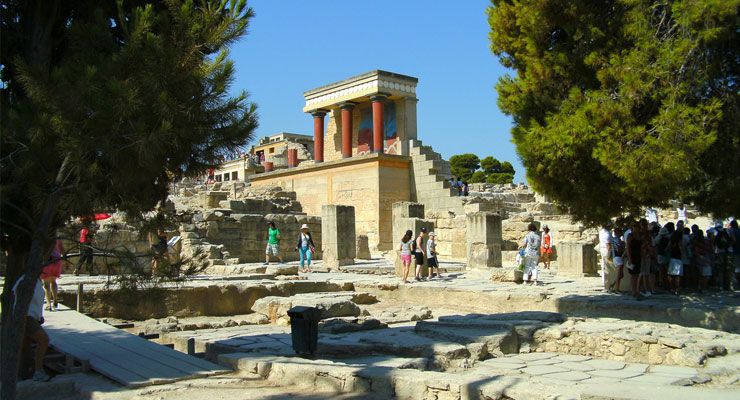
400,254,412,264
613,256,623,266
414,252,424,265
627,263,640,275
650,260,660,274
715,252,733,273
734,254,740,274
265,243,280,255
25,316,42,336
639,258,651,276
668,258,683,276
427,256,439,268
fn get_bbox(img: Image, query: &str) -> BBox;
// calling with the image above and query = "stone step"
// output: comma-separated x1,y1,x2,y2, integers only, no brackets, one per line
412,174,447,185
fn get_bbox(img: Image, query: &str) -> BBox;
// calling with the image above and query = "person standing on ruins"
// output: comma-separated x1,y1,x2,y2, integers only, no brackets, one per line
598,226,613,289
463,182,469,196
608,227,626,293
399,230,414,284
521,223,541,285
456,177,463,196
295,224,315,273
264,221,285,265
427,232,441,279
414,227,427,281
73,221,97,276
625,221,643,300
540,225,552,270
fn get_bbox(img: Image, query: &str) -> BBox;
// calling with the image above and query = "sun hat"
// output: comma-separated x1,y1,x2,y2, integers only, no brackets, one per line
300,224,310,230
429,232,435,237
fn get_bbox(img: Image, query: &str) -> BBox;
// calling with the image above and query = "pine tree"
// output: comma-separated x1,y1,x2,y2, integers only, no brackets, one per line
0,1,257,396
488,0,740,225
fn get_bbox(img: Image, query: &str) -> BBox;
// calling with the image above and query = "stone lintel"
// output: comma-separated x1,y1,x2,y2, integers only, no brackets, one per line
303,70,418,112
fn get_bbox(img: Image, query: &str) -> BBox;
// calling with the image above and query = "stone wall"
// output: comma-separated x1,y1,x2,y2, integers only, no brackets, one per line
179,210,321,264
250,154,411,251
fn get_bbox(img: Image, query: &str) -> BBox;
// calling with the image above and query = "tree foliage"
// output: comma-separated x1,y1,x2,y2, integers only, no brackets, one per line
0,0,257,396
449,153,480,182
488,0,740,225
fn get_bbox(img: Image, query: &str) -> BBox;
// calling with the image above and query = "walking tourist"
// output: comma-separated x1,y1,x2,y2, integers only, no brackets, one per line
399,230,413,284
712,220,735,290
414,227,427,281
41,237,64,311
608,227,625,293
426,232,441,279
598,226,613,288
667,229,685,295
264,221,285,265
456,177,463,196
463,182,469,196
13,275,51,381
295,224,315,273
540,225,552,270
73,222,97,276
521,223,541,285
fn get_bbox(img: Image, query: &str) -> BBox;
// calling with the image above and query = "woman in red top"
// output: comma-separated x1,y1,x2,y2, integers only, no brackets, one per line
540,225,552,270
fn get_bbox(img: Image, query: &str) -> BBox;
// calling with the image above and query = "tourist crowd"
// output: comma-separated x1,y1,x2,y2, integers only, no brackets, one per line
601,213,739,300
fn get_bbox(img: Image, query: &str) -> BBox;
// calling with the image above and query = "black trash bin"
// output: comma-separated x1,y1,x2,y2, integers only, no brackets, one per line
287,306,321,355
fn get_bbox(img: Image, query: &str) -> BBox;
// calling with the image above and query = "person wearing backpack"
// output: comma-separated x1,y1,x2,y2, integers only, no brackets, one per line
713,221,736,290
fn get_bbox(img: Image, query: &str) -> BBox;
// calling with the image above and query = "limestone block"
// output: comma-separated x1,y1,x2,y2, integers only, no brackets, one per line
219,199,245,210
202,191,229,209
466,212,502,269
557,241,598,278
393,202,425,219
356,235,371,260
265,264,299,276
603,258,631,292
321,205,356,270
490,267,523,283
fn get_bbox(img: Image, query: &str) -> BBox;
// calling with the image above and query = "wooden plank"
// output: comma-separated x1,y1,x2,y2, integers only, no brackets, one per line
48,312,203,381
43,305,230,388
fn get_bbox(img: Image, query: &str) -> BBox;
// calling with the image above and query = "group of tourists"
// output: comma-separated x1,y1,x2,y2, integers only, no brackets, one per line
398,227,441,283
263,221,316,273
449,177,469,197
601,213,739,300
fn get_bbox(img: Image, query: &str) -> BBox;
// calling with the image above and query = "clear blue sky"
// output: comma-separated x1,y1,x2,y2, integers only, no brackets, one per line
229,0,524,183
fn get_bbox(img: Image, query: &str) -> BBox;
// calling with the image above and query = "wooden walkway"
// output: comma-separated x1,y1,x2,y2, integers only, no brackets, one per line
43,305,230,388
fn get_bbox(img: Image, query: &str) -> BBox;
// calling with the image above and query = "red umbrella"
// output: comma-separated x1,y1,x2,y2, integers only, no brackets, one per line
78,213,111,222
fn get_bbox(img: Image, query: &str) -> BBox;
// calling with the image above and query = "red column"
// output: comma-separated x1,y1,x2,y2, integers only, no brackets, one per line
312,110,326,162
287,149,294,167
291,149,299,167
371,95,386,154
340,103,355,158
265,161,273,172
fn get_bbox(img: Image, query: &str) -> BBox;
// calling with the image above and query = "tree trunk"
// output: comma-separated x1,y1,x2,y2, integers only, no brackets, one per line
0,160,68,400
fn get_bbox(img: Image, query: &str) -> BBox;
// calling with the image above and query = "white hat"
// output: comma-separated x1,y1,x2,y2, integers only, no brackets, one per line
300,224,310,230
429,232,435,237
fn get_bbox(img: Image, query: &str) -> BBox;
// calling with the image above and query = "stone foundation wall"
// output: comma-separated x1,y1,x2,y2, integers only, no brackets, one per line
179,211,321,264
